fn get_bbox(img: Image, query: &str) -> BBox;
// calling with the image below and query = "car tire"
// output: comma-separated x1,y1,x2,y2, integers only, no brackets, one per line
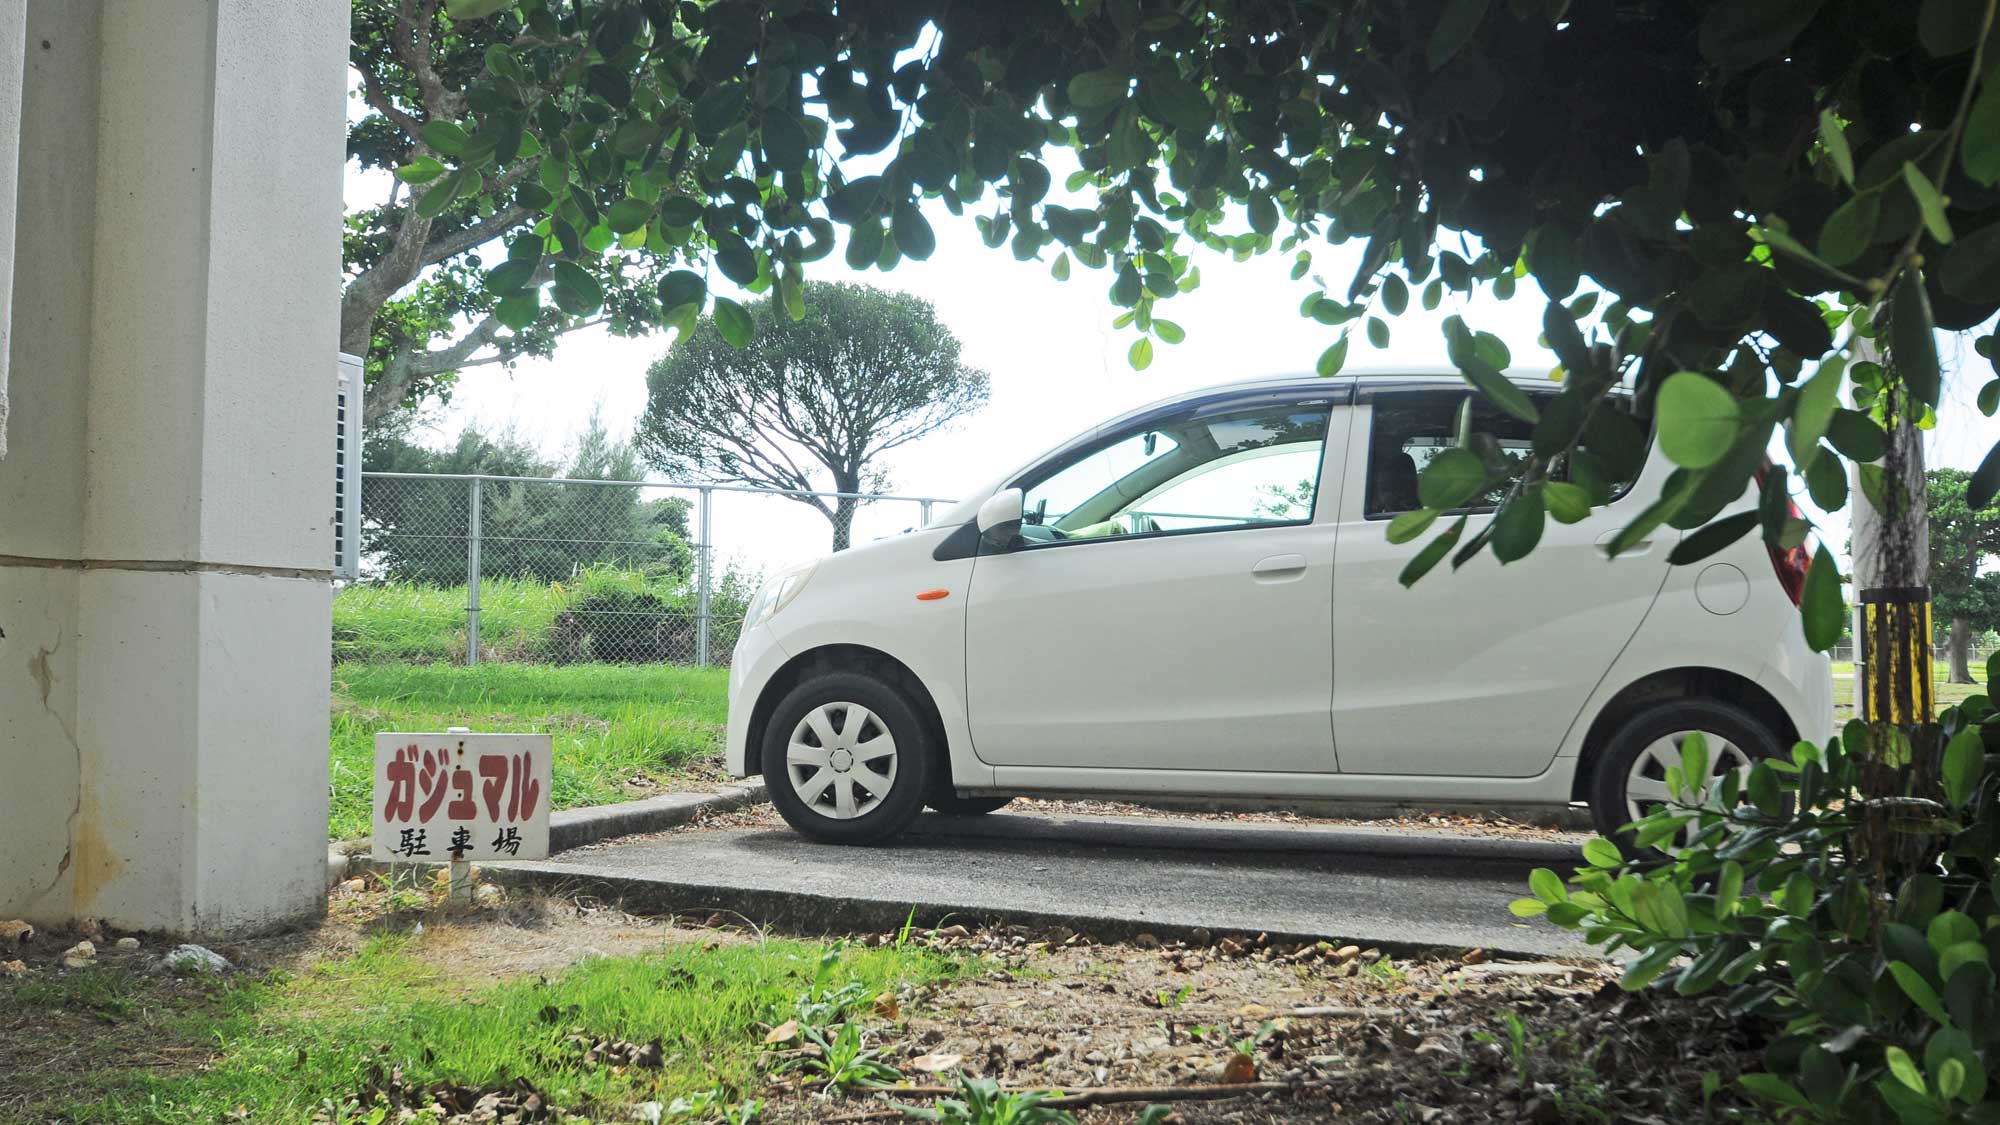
926,789,1013,816
762,671,932,845
1588,699,1784,855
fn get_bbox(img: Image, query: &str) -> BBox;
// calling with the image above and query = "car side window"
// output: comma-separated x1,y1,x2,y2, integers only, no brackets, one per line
1018,400,1333,545
1363,389,1643,519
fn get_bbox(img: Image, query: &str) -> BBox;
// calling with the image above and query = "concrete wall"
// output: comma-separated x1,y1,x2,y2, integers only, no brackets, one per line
0,0,348,934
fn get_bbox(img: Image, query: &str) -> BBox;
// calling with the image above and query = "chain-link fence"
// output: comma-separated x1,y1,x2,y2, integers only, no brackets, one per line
333,472,952,666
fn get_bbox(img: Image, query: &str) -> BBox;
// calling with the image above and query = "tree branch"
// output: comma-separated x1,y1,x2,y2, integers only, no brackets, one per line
419,199,530,270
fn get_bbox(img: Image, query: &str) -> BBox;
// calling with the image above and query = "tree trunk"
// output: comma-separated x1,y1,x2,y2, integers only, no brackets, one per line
831,494,857,552
1948,616,1974,684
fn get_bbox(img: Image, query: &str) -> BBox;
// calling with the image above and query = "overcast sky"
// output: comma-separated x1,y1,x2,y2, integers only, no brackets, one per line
350,140,2000,578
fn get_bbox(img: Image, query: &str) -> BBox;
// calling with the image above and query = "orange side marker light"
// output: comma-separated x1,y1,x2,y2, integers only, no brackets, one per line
915,588,951,601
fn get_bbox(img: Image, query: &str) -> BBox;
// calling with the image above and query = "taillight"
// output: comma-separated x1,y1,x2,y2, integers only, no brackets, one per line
1755,463,1812,607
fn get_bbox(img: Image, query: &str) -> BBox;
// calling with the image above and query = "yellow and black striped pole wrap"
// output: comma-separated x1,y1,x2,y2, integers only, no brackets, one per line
1858,586,1934,727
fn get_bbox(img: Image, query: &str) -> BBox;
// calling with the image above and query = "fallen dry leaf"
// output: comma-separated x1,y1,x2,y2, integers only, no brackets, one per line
1,959,25,976
873,991,901,1019
764,1020,800,1045
1221,1052,1259,1083
909,1051,963,1073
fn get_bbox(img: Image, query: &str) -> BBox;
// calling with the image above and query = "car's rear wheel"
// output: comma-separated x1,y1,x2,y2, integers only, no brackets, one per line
1588,699,1783,854
926,790,1013,816
762,671,932,844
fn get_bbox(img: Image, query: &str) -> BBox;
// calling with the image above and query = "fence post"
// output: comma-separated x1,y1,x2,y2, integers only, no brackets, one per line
695,486,713,666
466,475,483,666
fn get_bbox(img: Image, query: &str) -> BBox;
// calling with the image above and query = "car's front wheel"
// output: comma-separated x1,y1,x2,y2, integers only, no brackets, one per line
762,671,932,844
1588,699,1783,854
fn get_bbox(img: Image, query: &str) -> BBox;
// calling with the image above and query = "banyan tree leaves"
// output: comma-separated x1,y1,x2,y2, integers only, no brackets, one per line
389,0,2000,585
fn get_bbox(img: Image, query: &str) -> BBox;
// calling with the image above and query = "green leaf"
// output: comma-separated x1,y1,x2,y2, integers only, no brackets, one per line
421,120,469,156
1901,162,1955,244
1817,189,1880,266
1543,481,1592,524
1697,0,1824,68
712,296,753,348
1920,0,1985,56
1619,942,1682,991
1366,316,1390,348
1806,448,1848,509
1969,438,2000,508
1068,68,1129,108
1892,271,1943,408
444,0,512,18
493,292,539,330
1965,77,2000,185
1128,337,1154,370
1143,74,1211,132
485,258,537,293
1826,409,1887,461
548,260,602,316
1153,319,1185,345
713,232,758,285
1385,508,1440,544
1459,358,1538,423
1417,448,1487,509
1509,897,1549,918
1428,0,1489,68
1656,372,1742,470
1491,488,1546,563
1529,867,1568,904
415,170,465,218
606,198,652,235
1582,837,1622,868
1819,111,1855,185
893,200,937,261
1667,511,1759,565
395,156,448,184
657,269,706,311
1398,516,1466,587
1801,544,1842,651
1943,728,1983,807
1941,223,2000,304
1885,1045,1926,1093
1382,274,1410,315
1316,336,1350,378
1788,358,1845,467
1890,961,1952,1022
1051,252,1072,281
1738,1073,1812,1108
1982,379,2000,417
1716,860,1745,918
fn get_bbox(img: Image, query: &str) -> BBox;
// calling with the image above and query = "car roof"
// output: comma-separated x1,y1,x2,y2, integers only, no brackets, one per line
1196,367,1563,395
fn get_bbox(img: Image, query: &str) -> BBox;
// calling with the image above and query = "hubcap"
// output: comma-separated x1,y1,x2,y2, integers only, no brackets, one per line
1624,729,1754,845
787,702,897,820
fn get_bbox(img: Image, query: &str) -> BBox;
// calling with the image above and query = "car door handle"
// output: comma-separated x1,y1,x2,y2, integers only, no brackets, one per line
1595,530,1654,556
1251,553,1309,581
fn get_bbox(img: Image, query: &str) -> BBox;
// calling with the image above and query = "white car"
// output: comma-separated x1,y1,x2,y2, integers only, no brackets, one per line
726,371,1834,845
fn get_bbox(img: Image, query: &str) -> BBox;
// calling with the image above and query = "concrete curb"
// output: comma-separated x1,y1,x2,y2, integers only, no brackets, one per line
463,864,1577,962
329,782,766,884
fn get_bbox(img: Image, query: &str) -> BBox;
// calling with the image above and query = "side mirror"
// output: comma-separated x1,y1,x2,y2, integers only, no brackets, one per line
976,487,1025,547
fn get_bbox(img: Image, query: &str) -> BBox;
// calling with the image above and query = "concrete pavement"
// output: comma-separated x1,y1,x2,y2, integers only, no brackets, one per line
486,808,1597,959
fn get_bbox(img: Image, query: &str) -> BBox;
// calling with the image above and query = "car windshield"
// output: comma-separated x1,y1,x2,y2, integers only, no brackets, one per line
1021,402,1331,539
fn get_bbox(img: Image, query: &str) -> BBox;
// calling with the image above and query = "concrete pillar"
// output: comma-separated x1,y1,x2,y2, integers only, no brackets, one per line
0,0,348,934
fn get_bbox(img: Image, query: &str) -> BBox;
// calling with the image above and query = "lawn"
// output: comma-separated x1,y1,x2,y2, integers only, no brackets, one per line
330,662,732,841
13,922,958,1123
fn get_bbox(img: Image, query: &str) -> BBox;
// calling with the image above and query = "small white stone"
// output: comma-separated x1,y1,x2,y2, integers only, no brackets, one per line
115,937,140,951
161,944,230,974
61,940,95,968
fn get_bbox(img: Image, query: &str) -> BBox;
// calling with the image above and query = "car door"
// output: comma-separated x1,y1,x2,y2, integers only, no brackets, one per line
963,390,1347,773
1330,385,1674,777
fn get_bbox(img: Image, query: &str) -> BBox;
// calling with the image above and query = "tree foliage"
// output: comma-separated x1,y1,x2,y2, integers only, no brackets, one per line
636,280,988,550
1929,468,2000,681
411,0,2000,633
348,0,697,419
364,416,692,583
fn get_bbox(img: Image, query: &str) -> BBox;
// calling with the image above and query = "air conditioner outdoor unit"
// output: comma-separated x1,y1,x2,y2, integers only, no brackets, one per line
334,352,362,580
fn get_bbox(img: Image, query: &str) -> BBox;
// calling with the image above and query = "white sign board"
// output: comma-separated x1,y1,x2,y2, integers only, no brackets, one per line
372,732,552,862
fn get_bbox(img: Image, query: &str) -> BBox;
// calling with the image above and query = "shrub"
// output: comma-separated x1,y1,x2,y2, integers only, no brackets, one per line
1522,657,2000,1121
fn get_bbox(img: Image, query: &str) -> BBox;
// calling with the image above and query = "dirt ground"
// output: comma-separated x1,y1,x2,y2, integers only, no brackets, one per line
3,883,1757,1124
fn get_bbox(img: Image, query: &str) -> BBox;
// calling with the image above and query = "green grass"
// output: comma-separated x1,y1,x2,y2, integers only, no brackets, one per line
29,935,960,1123
331,662,731,840
333,578,570,664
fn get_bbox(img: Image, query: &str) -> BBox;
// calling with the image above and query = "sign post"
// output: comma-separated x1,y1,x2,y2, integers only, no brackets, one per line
373,729,552,900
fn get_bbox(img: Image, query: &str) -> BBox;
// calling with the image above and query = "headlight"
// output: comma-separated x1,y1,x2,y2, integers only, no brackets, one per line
747,560,817,627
